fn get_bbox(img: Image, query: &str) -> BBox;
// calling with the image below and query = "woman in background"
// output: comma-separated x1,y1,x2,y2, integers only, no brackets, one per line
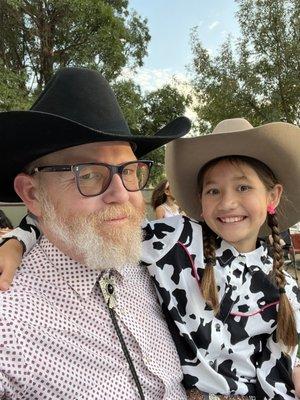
0,210,13,236
151,179,182,219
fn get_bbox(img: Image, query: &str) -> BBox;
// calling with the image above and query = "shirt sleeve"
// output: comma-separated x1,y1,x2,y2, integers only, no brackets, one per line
141,215,191,265
0,215,41,255
256,274,300,399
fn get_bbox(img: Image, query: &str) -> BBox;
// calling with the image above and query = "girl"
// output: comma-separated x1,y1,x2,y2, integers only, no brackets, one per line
151,178,182,219
1,118,300,399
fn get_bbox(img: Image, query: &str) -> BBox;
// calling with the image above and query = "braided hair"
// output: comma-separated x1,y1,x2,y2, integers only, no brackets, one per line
201,222,219,312
198,155,297,350
267,212,297,350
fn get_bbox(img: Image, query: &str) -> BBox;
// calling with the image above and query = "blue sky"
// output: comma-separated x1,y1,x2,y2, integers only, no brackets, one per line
126,0,240,91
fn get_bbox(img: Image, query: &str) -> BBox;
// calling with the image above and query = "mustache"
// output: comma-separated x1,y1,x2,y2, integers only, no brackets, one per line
80,203,144,224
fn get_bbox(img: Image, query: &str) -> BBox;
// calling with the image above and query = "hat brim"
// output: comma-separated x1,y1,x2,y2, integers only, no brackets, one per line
166,122,300,236
0,111,191,202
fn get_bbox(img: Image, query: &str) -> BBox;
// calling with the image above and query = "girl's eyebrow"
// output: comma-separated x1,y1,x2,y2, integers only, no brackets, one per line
203,175,250,186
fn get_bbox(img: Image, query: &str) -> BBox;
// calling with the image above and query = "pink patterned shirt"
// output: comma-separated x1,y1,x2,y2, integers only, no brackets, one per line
0,236,186,399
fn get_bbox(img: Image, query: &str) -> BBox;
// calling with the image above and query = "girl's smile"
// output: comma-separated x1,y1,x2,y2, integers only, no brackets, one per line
217,215,247,223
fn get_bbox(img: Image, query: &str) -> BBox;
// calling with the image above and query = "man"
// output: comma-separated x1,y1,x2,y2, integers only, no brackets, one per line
0,67,191,399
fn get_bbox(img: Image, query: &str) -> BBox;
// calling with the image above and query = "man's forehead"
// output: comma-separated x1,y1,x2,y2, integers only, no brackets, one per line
37,141,136,164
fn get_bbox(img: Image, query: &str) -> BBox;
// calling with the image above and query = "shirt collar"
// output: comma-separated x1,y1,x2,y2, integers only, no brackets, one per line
216,239,271,272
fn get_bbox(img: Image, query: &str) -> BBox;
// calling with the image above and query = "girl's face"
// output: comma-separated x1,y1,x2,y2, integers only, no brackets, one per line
201,160,282,253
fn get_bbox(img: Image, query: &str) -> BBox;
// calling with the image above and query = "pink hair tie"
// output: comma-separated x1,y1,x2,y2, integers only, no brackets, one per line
267,204,276,215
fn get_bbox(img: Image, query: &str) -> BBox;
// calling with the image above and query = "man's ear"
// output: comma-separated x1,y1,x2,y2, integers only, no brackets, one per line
14,173,42,218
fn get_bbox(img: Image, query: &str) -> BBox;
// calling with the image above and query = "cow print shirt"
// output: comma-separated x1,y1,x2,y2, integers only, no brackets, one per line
142,216,300,400
1,215,300,399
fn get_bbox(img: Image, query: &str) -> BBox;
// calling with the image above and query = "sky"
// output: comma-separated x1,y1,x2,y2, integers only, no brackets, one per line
126,0,240,92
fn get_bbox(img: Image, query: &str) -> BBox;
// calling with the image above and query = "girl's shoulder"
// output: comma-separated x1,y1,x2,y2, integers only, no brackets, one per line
142,215,203,264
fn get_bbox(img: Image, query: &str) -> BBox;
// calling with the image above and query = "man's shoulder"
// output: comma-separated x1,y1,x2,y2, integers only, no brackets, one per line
0,242,54,303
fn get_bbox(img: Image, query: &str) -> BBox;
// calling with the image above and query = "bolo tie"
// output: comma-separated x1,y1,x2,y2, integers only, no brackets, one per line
98,273,145,400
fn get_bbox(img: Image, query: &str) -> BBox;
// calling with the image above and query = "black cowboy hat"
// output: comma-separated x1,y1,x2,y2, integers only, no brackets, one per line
0,67,191,202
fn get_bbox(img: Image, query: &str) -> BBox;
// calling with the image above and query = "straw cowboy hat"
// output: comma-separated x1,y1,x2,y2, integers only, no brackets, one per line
166,118,300,236
0,67,191,202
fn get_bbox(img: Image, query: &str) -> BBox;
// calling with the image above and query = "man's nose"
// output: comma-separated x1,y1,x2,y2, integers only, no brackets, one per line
101,173,130,204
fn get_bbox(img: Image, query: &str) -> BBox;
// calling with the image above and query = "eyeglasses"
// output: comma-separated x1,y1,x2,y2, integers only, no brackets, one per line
30,160,153,197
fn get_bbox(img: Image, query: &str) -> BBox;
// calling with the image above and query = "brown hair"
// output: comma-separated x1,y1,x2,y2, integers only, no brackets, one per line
198,155,297,351
151,179,169,210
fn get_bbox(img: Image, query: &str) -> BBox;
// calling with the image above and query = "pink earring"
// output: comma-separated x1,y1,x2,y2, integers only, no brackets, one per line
267,204,276,215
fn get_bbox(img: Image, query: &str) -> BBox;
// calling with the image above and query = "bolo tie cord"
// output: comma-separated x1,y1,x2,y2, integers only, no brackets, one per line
98,277,145,400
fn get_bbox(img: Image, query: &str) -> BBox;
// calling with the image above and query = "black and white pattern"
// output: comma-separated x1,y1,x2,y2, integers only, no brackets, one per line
142,216,300,399
1,214,300,399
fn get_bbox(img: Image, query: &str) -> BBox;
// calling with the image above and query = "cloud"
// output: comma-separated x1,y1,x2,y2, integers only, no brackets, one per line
208,21,220,30
120,67,189,93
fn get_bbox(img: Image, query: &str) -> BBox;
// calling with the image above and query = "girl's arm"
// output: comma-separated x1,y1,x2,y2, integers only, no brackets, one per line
0,214,199,289
0,239,23,290
0,215,41,290
141,215,201,265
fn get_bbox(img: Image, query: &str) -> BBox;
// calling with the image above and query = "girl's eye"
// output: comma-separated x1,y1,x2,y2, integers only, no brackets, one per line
238,185,251,192
205,188,219,195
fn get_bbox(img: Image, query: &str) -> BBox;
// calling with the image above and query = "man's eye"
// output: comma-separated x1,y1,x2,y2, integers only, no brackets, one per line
79,172,101,180
123,168,135,176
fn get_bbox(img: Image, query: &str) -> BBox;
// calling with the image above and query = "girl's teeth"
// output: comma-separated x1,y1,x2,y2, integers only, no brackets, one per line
221,216,244,223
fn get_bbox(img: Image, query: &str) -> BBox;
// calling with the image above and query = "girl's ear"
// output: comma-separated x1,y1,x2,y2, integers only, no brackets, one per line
14,173,42,218
268,183,283,208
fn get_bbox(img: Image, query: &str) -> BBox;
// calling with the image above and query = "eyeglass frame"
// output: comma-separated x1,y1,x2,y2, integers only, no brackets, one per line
29,160,154,197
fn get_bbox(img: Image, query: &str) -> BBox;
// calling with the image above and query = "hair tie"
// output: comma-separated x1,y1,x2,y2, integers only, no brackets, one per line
279,287,286,294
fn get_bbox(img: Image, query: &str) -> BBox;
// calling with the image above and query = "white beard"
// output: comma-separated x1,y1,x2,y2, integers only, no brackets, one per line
39,191,145,272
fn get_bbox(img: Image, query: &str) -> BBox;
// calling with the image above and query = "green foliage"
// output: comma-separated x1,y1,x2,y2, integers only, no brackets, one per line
112,79,145,135
141,85,192,186
113,81,191,186
0,62,31,111
191,0,300,131
0,0,150,101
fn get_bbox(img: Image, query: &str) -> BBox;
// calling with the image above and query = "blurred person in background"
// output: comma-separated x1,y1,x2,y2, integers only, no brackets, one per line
151,179,182,219
0,210,13,236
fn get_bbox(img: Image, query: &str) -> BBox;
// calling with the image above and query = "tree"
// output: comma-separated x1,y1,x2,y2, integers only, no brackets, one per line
0,0,150,109
141,84,192,186
0,62,31,110
191,0,300,132
112,81,192,186
112,79,145,135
